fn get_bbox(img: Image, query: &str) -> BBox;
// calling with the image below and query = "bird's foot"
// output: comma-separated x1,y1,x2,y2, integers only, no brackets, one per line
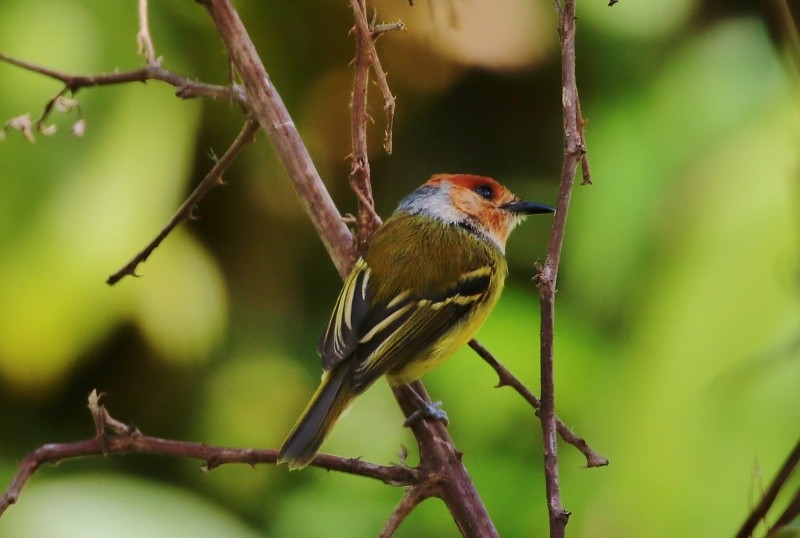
403,400,449,427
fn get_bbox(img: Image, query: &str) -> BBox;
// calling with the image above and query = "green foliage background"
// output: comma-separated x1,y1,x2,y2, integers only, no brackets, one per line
1,1,798,536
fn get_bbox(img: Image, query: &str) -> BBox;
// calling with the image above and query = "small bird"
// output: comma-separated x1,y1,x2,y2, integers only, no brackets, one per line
278,174,554,469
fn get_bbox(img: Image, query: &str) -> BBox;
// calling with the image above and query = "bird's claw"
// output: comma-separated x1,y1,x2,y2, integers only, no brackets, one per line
403,400,449,427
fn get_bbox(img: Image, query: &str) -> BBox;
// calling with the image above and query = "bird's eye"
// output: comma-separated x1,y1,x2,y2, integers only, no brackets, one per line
474,184,494,200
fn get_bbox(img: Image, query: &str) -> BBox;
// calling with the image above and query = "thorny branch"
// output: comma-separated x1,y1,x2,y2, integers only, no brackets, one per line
106,119,260,284
0,392,417,518
347,0,403,252
0,3,249,285
469,340,608,468
0,52,247,142
0,3,252,284
349,0,383,252
0,30,251,285
352,2,401,155
534,0,590,536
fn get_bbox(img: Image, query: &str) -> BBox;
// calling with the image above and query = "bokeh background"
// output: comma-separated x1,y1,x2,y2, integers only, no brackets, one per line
1,1,798,536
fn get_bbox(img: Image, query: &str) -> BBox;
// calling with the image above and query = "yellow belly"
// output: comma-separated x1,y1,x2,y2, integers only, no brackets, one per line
386,292,499,386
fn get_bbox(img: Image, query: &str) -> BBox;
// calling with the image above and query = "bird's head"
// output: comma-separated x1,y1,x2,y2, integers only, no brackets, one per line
398,174,554,252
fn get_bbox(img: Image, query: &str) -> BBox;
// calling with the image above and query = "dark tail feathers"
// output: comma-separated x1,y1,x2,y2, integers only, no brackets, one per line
278,366,353,470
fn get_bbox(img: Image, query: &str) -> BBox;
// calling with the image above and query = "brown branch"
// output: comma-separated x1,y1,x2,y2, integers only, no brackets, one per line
0,51,248,136
347,1,404,251
769,487,800,536
0,5,257,284
576,98,592,185
351,3,400,156
735,437,800,538
0,392,417,518
534,0,587,535
393,382,499,537
380,477,437,538
349,0,382,253
468,340,608,468
367,26,400,155
197,0,355,277
107,119,260,284
136,0,159,66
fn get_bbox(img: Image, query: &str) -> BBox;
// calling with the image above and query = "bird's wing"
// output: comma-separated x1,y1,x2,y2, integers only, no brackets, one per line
318,258,374,368
353,266,493,390
319,260,494,392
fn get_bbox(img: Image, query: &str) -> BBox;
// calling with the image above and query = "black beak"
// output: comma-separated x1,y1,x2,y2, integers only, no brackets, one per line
501,200,556,215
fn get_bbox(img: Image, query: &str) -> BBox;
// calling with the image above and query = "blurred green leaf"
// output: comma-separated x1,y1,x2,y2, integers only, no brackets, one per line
0,475,260,538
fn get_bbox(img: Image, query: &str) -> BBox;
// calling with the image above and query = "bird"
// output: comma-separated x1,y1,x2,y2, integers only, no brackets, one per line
278,173,554,469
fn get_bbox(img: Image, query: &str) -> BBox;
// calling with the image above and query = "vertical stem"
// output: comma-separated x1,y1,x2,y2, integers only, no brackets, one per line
349,0,381,252
537,0,584,536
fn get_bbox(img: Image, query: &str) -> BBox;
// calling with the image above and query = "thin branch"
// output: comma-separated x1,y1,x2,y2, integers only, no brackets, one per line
769,487,800,536
197,0,355,277
367,31,400,155
373,21,406,37
0,51,248,133
736,437,800,538
349,0,382,253
136,0,159,66
576,98,592,185
0,52,247,103
107,119,260,285
468,340,608,468
0,392,417,518
1,19,255,283
380,477,438,538
346,1,404,252
534,0,587,535
350,2,401,155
